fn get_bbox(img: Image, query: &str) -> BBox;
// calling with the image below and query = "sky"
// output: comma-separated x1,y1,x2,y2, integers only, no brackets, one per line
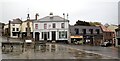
0,0,120,25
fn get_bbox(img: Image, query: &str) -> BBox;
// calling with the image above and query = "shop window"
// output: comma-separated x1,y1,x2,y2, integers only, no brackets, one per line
59,31,67,38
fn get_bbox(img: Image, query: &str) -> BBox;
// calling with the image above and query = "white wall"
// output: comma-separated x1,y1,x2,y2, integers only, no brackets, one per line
10,24,21,38
33,21,70,41
34,22,69,30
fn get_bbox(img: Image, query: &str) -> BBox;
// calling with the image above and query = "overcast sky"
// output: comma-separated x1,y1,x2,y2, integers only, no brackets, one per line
0,0,120,25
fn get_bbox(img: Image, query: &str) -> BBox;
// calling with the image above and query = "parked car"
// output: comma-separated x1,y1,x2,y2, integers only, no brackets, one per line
101,41,112,47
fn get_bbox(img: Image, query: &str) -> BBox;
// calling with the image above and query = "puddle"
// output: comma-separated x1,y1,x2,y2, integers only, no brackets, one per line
2,43,104,59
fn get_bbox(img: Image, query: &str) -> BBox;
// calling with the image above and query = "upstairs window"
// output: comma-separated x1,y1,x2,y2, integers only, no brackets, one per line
82,29,86,34
44,23,47,29
53,23,56,28
96,29,100,34
75,28,79,35
16,28,19,31
89,29,93,34
35,24,38,29
13,28,15,31
61,23,65,28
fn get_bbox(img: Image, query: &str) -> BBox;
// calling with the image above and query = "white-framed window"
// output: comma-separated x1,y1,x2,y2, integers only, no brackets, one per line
44,23,47,29
13,28,15,31
61,23,64,28
53,23,56,28
35,24,38,29
59,31,67,39
16,28,19,31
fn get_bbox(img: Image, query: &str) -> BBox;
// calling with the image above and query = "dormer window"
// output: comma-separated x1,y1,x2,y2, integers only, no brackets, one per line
13,24,15,26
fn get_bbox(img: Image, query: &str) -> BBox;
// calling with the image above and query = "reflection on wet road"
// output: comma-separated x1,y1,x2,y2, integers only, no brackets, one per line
1,43,110,59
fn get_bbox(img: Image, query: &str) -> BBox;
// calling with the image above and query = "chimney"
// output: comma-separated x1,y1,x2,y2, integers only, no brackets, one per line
49,12,53,19
27,14,30,20
35,13,39,20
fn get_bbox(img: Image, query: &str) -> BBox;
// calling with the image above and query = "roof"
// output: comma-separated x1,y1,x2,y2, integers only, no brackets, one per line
107,25,118,32
100,25,114,32
11,18,22,24
23,19,35,22
115,25,120,31
35,15,69,22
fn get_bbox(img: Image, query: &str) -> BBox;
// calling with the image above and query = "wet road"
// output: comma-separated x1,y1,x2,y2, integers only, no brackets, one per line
2,43,109,59
1,36,120,59
57,43,120,59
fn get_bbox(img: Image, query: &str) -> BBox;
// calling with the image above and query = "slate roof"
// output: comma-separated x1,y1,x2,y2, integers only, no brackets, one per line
36,15,69,22
11,18,22,24
23,19,35,22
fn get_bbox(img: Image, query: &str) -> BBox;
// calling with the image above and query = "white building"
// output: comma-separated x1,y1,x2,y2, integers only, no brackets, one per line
10,18,22,38
33,13,70,43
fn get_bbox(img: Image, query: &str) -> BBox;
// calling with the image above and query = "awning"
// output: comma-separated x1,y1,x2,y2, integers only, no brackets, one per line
70,36,83,38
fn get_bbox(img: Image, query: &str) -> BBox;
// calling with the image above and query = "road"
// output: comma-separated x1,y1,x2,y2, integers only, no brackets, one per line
57,43,120,59
1,36,120,59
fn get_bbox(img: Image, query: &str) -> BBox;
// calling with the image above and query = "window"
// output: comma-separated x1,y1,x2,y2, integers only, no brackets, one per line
16,28,19,31
61,23,64,28
48,32,49,39
59,31,67,38
44,24,47,29
82,29,86,34
42,32,44,39
35,24,38,29
89,29,93,34
96,29,100,34
13,24,15,26
53,23,56,28
26,27,31,32
26,28,27,32
13,28,15,31
12,33,17,36
75,28,79,35
110,32,112,36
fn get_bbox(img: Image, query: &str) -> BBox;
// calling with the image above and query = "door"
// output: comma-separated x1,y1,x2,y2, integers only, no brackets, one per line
44,32,47,40
35,32,39,41
52,31,56,40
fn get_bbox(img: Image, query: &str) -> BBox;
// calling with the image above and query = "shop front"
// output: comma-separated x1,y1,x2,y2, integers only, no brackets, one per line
70,35,83,44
